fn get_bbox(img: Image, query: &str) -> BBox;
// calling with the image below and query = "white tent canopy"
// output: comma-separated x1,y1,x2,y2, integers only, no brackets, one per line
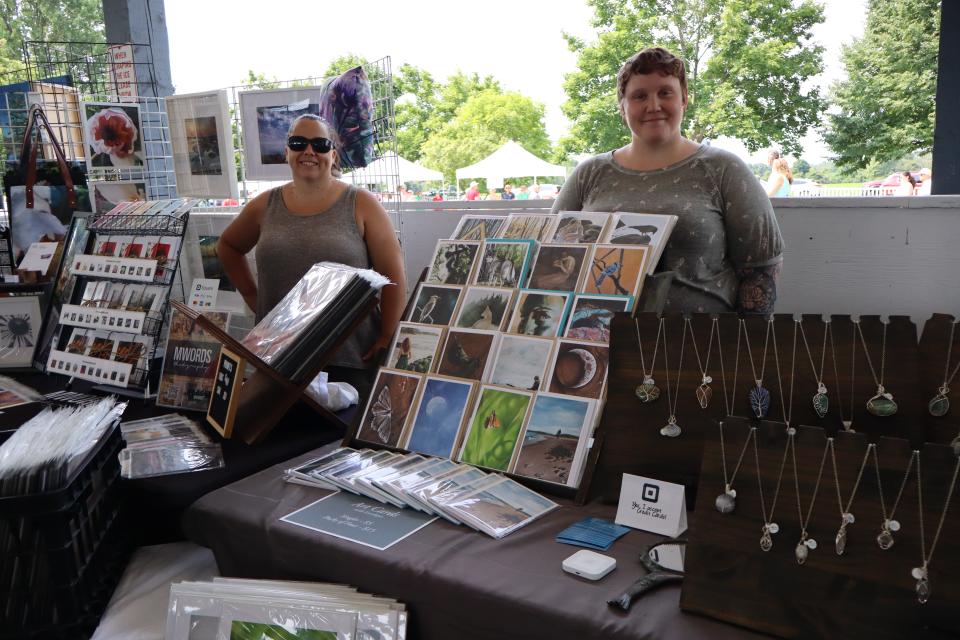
358,152,444,183
455,140,566,188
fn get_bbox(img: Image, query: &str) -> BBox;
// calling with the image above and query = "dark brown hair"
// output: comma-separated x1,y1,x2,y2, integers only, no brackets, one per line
617,47,687,102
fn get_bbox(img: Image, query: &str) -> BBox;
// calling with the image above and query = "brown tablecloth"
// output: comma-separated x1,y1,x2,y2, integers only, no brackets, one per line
182,445,772,640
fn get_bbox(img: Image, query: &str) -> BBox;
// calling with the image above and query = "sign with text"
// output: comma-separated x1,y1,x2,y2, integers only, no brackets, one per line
188,278,219,309
615,473,688,537
281,491,436,550
107,43,137,101
19,242,59,274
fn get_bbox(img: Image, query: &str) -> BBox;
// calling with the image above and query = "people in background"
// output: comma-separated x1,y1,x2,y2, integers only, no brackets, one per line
918,168,932,196
217,113,406,372
486,188,500,200
501,184,516,200
897,171,917,196
516,185,530,200
431,191,444,201
531,184,542,199
551,46,783,314
766,158,793,198
465,181,480,201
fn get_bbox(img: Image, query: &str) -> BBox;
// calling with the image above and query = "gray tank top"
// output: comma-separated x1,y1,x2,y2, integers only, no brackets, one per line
255,184,378,369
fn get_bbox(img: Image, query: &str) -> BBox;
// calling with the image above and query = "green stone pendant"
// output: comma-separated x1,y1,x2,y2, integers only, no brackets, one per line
928,386,950,417
866,385,898,417
635,376,660,403
812,383,829,418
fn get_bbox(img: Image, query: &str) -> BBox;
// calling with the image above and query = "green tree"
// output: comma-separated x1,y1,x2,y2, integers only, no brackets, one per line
793,158,810,177
824,0,940,170
0,0,105,77
559,0,825,157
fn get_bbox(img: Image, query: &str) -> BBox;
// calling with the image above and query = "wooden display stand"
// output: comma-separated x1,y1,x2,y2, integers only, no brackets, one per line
919,314,960,446
589,313,923,504
171,299,378,444
682,417,960,639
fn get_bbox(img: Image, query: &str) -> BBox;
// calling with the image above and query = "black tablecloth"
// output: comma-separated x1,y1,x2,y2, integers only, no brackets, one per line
183,444,772,640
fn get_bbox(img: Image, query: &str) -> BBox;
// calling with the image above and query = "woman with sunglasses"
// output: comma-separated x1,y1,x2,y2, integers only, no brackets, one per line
218,114,406,381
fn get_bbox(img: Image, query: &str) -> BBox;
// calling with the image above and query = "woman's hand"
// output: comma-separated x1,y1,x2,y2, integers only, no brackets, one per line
362,333,393,362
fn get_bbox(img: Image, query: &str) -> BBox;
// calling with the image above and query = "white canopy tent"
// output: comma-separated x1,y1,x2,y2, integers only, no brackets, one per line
356,152,443,184
455,140,566,190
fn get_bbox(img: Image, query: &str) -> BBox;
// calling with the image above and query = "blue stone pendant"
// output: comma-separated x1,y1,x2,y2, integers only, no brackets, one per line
749,383,771,419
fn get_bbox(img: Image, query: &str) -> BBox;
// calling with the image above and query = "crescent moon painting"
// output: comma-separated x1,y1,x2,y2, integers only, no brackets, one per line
549,341,609,400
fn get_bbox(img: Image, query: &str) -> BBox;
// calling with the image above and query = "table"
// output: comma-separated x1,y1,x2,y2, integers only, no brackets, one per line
183,444,772,640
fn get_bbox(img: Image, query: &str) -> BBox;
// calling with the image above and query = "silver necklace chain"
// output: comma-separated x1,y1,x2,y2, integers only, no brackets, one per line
791,435,831,563
719,423,755,493
718,318,741,417
772,320,797,427
743,318,772,387
855,320,888,390
831,323,854,428
799,320,829,386
687,317,715,382
664,321,686,418
831,442,872,519
753,427,793,551
939,322,960,390
872,447,918,551
913,453,960,603
634,317,664,381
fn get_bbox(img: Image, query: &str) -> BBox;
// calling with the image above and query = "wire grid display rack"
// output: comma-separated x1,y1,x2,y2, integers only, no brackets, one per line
0,40,176,207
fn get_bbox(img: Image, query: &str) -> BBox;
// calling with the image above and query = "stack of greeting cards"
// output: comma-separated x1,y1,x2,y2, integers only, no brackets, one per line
354,211,677,493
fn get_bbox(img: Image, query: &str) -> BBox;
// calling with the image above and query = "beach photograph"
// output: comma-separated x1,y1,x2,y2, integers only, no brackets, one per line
513,393,593,485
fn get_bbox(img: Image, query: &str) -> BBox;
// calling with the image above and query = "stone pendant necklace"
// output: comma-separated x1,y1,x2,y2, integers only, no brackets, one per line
832,324,856,432
686,317,716,409
828,441,873,556
912,453,960,604
659,320,686,438
752,425,793,552
872,447,918,550
856,320,897,417
799,320,831,419
715,423,755,514
633,317,663,403
742,318,773,419
790,435,831,565
928,322,960,418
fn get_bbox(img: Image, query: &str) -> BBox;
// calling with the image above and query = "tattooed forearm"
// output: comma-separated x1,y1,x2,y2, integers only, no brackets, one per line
736,263,781,314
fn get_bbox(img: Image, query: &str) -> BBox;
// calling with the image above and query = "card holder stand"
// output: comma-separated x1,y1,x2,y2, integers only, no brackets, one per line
682,418,960,639
44,200,195,398
171,298,379,445
588,313,923,504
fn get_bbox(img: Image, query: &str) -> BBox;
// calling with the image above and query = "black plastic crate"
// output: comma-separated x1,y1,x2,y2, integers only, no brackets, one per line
0,422,131,635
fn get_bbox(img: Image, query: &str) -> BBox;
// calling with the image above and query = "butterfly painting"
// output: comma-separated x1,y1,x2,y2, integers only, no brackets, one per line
357,370,421,447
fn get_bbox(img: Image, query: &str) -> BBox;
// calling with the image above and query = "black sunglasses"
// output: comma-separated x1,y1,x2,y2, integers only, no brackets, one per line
287,136,335,153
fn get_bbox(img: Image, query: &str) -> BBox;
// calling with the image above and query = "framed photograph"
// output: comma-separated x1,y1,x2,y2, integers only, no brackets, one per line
550,211,611,243
452,215,506,241
0,293,42,368
436,328,498,381
581,244,649,297
546,339,609,400
601,211,678,274
238,86,324,180
385,322,445,373
89,180,147,213
512,392,597,487
526,244,589,292
505,289,573,338
425,240,480,286
356,369,422,447
81,101,145,172
179,212,256,318
487,334,553,391
498,213,556,242
403,375,476,458
406,283,463,325
453,286,514,331
458,385,534,472
564,294,633,343
165,89,239,199
472,239,534,289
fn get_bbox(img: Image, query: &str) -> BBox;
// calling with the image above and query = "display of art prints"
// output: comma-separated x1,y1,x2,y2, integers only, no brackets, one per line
458,385,533,472
90,180,147,213
472,239,533,289
82,101,145,172
487,334,553,391
546,339,609,400
443,476,558,538
180,213,256,315
425,240,480,286
385,322,445,373
564,294,633,343
498,213,556,242
453,286,514,331
581,244,649,297
452,215,506,242
505,289,572,338
356,369,422,447
239,87,324,180
436,328,498,381
550,212,610,243
527,244,589,292
406,283,463,325
156,309,230,411
601,211,678,275
165,90,239,198
403,375,475,458
512,392,595,487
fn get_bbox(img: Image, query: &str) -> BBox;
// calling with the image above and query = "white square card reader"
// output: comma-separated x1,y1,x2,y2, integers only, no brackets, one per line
562,550,617,581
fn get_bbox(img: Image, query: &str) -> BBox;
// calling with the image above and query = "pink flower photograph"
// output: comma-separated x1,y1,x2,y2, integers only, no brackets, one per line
83,102,145,170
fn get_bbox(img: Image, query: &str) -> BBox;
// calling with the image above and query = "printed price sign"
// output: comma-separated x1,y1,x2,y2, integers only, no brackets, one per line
615,473,688,537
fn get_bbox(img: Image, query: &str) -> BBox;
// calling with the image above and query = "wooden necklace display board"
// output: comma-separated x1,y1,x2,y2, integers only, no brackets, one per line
919,314,960,446
682,418,960,639
590,313,923,503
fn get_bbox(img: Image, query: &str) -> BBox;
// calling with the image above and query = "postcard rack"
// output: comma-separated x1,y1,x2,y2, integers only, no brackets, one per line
588,313,923,504
682,418,960,639
44,200,194,397
171,297,379,444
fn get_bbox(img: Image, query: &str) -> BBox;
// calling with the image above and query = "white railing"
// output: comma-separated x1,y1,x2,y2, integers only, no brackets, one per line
793,186,904,198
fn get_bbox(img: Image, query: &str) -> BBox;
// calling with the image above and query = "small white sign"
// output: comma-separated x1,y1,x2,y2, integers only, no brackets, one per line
188,278,220,309
615,473,688,538
19,242,59,273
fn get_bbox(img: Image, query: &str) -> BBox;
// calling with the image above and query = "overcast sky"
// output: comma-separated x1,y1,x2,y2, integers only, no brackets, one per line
165,0,867,164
